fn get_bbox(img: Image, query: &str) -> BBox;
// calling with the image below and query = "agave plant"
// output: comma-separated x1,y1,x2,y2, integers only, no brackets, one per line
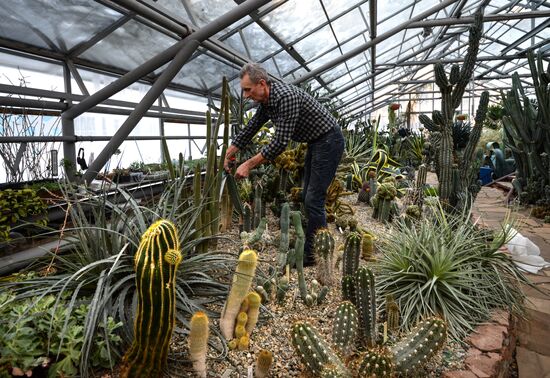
375,200,528,341
0,176,234,375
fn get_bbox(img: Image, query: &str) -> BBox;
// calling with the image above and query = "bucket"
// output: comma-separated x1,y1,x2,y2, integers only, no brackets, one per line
479,166,493,185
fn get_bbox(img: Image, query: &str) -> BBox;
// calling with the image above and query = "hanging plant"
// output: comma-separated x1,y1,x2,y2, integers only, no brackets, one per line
456,114,467,121
389,103,400,111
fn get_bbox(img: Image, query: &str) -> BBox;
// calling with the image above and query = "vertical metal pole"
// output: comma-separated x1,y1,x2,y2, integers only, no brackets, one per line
158,98,165,162
187,123,192,160
62,62,76,181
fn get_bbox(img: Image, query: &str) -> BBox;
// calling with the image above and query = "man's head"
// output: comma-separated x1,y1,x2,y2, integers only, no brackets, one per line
240,63,270,104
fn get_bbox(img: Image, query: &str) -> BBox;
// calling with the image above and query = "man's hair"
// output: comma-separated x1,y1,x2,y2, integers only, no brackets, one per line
240,63,270,84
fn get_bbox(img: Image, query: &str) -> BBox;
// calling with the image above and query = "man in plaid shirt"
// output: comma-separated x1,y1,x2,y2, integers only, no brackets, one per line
224,63,344,266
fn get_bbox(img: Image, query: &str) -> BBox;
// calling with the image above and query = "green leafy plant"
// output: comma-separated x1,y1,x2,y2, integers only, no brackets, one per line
0,188,48,242
375,200,528,341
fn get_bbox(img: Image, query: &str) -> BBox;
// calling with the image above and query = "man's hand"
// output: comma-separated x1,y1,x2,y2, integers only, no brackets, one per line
235,161,251,180
224,145,240,173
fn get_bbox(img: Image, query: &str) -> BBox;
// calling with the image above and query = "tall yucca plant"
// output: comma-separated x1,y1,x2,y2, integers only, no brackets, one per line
0,176,232,375
375,200,528,341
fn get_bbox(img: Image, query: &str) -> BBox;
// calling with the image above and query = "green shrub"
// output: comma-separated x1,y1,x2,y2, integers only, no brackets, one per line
0,188,48,242
376,203,528,341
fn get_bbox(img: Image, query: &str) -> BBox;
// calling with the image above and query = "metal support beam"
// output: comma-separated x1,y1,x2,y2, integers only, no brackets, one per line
292,0,460,84
501,17,550,54
0,135,218,143
62,62,76,181
66,59,90,96
384,53,550,66
63,0,270,120
407,10,550,28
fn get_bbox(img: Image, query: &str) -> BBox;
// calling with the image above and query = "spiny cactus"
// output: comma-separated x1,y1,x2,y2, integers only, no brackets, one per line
253,182,263,229
372,182,397,222
277,275,290,303
332,301,359,356
277,202,290,271
358,347,394,377
413,163,428,208
314,228,335,286
238,334,250,350
361,233,374,260
391,317,447,374
291,322,350,376
355,266,377,348
343,232,362,277
235,324,246,339
385,296,400,333
246,291,262,335
290,211,309,303
189,311,209,378
242,202,252,232
255,349,273,378
220,249,258,340
121,220,182,378
342,275,356,304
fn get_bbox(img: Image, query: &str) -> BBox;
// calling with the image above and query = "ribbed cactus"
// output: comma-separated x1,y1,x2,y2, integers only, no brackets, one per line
332,301,359,356
342,275,356,304
277,275,290,303
355,266,377,348
358,347,394,377
255,349,273,378
372,182,397,222
385,295,400,332
121,220,182,378
189,311,209,378
246,291,262,335
314,228,335,286
343,232,362,277
277,202,290,271
291,322,350,376
220,249,258,340
361,233,374,260
253,182,263,229
242,202,252,232
291,211,309,303
391,317,447,374
413,163,428,208
418,11,485,208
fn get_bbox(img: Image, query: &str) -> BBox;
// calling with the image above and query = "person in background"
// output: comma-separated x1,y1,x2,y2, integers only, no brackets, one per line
223,63,344,266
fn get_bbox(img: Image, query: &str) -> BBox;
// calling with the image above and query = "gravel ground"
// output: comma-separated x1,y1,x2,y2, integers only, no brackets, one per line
160,189,467,377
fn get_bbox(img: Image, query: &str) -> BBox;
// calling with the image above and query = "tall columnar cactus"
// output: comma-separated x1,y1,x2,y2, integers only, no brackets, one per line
355,266,377,348
242,202,252,232
255,349,273,378
253,182,263,229
332,301,359,356
277,202,290,271
342,275,356,304
502,50,550,203
246,291,262,335
391,317,447,374
385,296,400,332
413,163,428,207
358,347,394,377
291,210,309,303
220,249,258,340
291,322,350,377
188,311,210,378
343,231,362,277
314,228,335,286
418,11,485,208
121,220,182,378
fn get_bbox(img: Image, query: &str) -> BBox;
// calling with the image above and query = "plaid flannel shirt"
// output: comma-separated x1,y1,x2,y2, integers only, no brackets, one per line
232,81,337,161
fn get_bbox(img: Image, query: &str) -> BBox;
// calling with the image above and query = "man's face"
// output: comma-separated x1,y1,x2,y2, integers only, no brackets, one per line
240,73,269,104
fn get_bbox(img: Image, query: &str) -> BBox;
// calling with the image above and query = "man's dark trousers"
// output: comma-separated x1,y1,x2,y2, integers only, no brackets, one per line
303,126,345,264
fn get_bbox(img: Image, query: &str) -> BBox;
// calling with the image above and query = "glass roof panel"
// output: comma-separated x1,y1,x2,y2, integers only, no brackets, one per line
240,23,281,61
184,0,238,28
307,48,342,70
145,0,191,25
173,54,240,92
0,0,122,51
331,9,368,42
293,26,336,62
0,52,64,91
322,0,365,19
273,51,301,76
224,33,249,58
376,1,413,34
260,1,325,43
81,20,175,71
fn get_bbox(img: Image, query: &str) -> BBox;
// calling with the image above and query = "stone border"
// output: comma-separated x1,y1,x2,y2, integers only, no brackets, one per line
443,310,517,378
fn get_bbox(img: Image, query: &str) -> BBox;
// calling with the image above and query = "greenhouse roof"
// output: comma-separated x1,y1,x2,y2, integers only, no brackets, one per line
0,0,549,119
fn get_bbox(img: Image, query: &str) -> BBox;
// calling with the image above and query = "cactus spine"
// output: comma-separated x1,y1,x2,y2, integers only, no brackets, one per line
121,220,182,378
358,347,394,377
220,249,258,340
246,291,262,335
355,266,377,347
291,322,350,376
343,232,362,277
314,228,335,286
391,317,447,374
332,301,359,356
255,350,273,378
189,311,209,378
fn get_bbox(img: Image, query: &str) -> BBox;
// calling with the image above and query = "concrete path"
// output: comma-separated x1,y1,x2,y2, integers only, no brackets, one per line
472,186,550,377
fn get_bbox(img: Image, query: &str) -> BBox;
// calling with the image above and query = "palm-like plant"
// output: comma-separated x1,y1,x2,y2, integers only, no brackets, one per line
0,176,235,375
375,201,528,341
